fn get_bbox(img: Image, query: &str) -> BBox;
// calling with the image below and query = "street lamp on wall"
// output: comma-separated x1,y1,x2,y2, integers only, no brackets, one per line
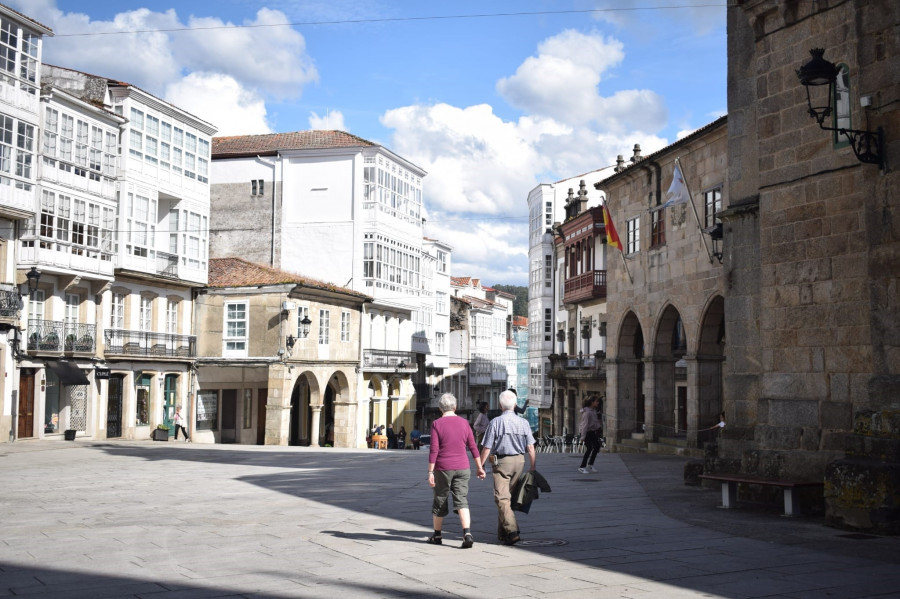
24,267,41,298
796,48,884,168
708,222,724,264
297,314,311,338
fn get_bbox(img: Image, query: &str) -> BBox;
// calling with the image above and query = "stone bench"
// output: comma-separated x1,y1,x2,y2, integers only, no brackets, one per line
699,473,823,517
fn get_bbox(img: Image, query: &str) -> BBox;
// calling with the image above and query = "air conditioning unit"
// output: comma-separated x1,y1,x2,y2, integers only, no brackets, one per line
282,301,297,311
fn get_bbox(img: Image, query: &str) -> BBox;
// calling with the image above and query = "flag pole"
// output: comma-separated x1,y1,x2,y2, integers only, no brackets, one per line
619,248,633,284
675,157,713,262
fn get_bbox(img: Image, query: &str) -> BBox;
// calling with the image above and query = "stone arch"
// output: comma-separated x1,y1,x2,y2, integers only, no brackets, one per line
289,370,319,446
614,310,646,441
694,294,726,448
648,303,685,441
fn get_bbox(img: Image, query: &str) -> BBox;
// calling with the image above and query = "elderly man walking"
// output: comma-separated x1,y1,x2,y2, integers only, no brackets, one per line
479,390,536,546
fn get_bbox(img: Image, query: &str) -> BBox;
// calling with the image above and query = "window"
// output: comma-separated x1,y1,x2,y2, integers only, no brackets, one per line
224,301,248,356
341,310,351,342
704,187,723,229
43,107,58,157
136,375,150,426
544,308,551,342
437,250,447,273
626,217,640,254
319,309,330,345
243,389,252,429
197,390,218,430
110,293,124,329
833,63,851,147
650,209,665,248
251,179,264,196
127,192,156,258
545,201,552,226
140,296,152,331
15,122,33,179
545,255,552,287
436,331,446,353
166,300,178,334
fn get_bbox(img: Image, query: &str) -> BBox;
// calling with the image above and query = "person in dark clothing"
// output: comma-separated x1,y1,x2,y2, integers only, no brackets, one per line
386,424,397,449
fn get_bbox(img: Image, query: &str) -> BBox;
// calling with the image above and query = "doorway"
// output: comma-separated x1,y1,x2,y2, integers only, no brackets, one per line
322,385,335,446
163,374,177,433
107,374,123,438
256,388,268,445
677,386,687,433
17,369,35,438
221,389,237,443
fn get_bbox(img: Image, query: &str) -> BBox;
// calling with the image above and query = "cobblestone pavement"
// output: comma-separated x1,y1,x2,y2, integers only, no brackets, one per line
1,440,898,598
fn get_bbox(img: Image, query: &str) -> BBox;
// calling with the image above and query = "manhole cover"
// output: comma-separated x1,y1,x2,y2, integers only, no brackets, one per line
517,539,569,547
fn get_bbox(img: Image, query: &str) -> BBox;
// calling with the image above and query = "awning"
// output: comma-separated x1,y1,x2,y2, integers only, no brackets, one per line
45,361,90,385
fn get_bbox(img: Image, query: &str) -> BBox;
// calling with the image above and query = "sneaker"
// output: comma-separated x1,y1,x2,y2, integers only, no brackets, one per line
578,467,589,474
461,533,474,549
426,534,442,545
588,465,597,473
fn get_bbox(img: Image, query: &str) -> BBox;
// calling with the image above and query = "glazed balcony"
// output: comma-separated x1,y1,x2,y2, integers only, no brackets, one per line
362,349,418,373
563,269,607,304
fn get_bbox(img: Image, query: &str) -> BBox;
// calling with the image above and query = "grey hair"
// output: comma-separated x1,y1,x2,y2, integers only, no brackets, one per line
499,390,518,411
438,393,457,413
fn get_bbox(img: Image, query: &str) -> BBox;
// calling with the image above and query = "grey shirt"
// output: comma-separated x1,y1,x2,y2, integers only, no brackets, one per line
482,411,535,456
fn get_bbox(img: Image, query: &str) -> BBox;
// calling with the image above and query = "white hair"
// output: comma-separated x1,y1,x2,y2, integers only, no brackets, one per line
499,390,518,411
438,393,457,413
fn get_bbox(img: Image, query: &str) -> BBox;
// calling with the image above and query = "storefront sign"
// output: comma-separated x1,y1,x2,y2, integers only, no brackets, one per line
94,368,111,380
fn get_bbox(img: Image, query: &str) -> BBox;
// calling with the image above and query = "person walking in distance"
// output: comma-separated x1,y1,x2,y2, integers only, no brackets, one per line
426,393,486,548
174,405,190,443
577,397,602,474
473,402,489,448
479,390,536,546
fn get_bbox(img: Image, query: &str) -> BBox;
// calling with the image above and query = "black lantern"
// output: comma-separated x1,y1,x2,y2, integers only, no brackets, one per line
24,267,41,297
298,314,311,338
708,222,723,264
796,48,884,168
285,335,296,350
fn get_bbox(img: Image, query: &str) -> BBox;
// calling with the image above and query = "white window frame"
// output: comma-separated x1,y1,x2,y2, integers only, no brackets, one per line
341,310,351,342
224,301,248,357
318,309,330,345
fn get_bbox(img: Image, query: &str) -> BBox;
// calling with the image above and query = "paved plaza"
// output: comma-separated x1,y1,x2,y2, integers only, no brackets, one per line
1,440,898,598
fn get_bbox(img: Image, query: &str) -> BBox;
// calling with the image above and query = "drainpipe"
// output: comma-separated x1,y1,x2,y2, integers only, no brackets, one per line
256,154,278,268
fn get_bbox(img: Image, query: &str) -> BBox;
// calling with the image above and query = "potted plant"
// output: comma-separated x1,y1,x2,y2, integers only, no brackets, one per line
40,332,60,350
152,424,169,441
76,334,94,352
65,334,77,351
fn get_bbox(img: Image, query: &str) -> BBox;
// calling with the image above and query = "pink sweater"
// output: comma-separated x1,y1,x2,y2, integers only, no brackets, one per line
429,415,479,471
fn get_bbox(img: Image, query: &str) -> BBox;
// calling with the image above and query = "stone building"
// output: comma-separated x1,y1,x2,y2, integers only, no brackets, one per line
725,1,899,532
195,257,370,447
595,117,728,453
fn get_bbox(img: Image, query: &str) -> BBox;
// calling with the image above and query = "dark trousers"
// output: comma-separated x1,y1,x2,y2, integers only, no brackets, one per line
175,424,190,440
580,430,601,468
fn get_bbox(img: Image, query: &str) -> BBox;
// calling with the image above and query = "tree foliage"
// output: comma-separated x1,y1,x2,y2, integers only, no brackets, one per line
491,284,528,317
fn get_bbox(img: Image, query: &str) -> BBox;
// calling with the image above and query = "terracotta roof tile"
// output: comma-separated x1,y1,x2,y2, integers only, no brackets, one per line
512,316,528,327
212,130,377,158
450,276,471,286
208,258,370,300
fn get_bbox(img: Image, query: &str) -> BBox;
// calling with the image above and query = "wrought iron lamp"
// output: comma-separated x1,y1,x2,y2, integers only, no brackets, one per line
796,48,884,168
285,335,296,350
708,222,724,264
297,314,311,338
24,266,41,298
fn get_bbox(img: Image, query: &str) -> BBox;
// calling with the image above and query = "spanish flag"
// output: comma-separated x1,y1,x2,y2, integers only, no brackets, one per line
602,204,623,252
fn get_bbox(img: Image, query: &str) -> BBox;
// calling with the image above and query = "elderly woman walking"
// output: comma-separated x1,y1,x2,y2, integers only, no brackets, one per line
427,393,486,548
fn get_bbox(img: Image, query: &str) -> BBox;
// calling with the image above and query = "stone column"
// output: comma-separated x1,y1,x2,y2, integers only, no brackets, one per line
642,357,655,441
684,354,700,448
310,404,322,447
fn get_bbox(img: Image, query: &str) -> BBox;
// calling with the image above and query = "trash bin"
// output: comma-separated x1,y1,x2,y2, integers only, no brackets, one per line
64,429,76,441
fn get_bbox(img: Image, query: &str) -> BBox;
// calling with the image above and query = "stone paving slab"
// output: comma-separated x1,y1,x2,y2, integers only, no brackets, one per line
1,440,898,598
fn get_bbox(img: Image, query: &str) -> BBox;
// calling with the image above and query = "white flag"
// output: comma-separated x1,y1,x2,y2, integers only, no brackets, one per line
663,163,689,208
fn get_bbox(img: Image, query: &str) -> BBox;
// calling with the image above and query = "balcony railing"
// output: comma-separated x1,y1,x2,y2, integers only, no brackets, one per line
0,284,20,318
362,349,417,372
156,251,179,278
105,328,196,358
27,320,98,353
564,269,607,303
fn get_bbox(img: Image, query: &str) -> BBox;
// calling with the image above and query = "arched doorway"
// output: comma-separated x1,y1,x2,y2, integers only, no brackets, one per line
322,384,335,446
650,305,685,442
289,375,311,446
616,311,645,441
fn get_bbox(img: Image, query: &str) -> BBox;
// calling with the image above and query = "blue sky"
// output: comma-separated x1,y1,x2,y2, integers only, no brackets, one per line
16,0,727,286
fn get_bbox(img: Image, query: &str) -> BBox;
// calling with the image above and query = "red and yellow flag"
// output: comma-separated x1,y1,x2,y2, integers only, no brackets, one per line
602,204,623,252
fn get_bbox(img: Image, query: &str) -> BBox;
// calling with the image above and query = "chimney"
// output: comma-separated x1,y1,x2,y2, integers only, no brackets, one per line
630,143,642,163
614,154,626,172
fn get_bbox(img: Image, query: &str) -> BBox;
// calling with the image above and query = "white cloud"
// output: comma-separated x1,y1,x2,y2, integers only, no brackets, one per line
12,2,317,102
497,29,625,125
309,110,346,131
165,73,271,136
423,217,528,286
590,1,725,36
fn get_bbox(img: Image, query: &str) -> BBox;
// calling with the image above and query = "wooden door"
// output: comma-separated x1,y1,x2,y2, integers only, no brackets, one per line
17,371,35,438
